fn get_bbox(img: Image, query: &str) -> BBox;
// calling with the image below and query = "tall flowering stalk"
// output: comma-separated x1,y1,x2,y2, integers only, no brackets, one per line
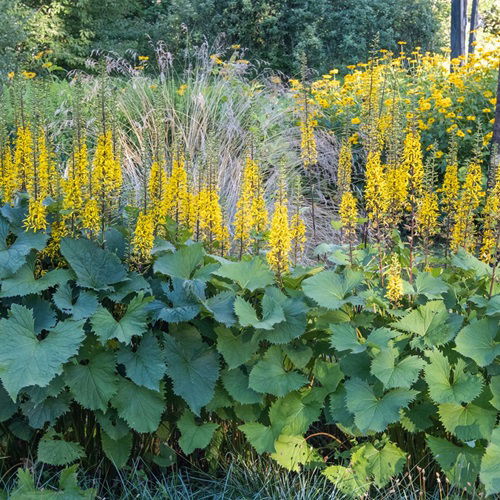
24,128,51,231
0,143,18,204
91,130,122,234
364,149,389,280
479,162,500,277
416,167,439,270
167,151,189,227
451,160,485,253
386,254,403,305
233,156,268,257
438,147,460,258
337,139,353,199
339,190,358,265
267,175,291,276
401,129,424,281
289,177,307,266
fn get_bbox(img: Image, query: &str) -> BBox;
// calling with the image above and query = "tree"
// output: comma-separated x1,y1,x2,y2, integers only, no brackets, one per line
468,0,480,54
451,0,468,60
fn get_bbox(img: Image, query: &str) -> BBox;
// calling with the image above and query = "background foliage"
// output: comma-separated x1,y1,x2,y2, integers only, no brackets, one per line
0,0,455,76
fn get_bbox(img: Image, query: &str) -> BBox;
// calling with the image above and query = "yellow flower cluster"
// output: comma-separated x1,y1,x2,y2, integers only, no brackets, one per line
233,157,268,255
451,161,485,252
339,190,358,243
290,212,306,265
364,150,388,227
337,140,352,197
385,254,403,304
267,180,291,275
132,211,155,261
480,163,500,263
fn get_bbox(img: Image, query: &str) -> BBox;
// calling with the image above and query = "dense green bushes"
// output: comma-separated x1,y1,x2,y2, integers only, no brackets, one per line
1,0,447,76
0,200,498,497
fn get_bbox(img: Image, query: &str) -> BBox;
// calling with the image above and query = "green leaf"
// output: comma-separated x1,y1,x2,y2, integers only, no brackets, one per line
60,237,127,291
269,389,324,435
427,435,482,489
153,243,204,279
53,283,98,320
370,347,425,389
270,435,316,472
490,376,500,410
215,326,259,369
392,300,455,346
117,333,165,391
204,291,237,327
0,383,17,422
345,378,417,433
282,342,313,369
424,350,483,404
302,269,364,310
323,465,370,497
249,346,307,397
222,368,263,404
313,359,343,393
330,323,366,353
454,318,500,367
0,305,85,400
414,272,448,299
259,297,308,344
234,294,285,330
239,422,276,454
451,249,492,278
0,221,48,277
480,426,500,496
164,329,220,415
65,351,118,411
439,402,496,441
101,432,132,469
0,263,71,298
111,378,164,433
37,431,85,466
351,441,406,488
177,410,218,455
21,392,71,429
214,258,274,291
91,293,152,345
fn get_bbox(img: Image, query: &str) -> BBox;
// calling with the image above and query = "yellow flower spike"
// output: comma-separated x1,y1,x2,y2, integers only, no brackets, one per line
339,190,358,243
148,161,169,223
386,254,403,304
451,161,485,253
337,140,352,197
233,156,268,255
82,198,101,233
401,130,424,206
167,152,189,226
364,150,389,227
289,212,306,265
0,145,18,204
14,126,34,191
132,211,155,261
24,199,47,231
267,178,291,275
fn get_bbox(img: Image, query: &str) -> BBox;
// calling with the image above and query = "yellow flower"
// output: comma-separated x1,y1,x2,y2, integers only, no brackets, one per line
21,71,36,79
24,199,47,231
351,117,361,125
339,190,358,242
148,161,169,223
337,140,352,196
132,211,155,260
177,83,188,96
138,55,149,61
267,189,291,275
7,72,14,80
82,198,101,233
451,161,485,252
233,157,268,254
167,152,189,226
385,254,403,304
290,212,306,264
364,150,389,227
